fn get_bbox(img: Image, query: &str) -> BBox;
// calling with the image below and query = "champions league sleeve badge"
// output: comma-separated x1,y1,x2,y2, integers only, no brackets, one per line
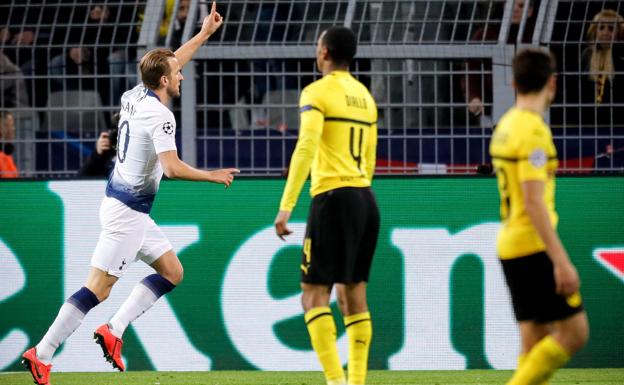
528,148,547,168
162,122,174,135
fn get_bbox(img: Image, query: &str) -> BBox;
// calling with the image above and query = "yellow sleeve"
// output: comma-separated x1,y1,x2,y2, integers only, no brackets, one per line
517,128,550,182
279,89,324,211
160,0,176,37
365,122,377,182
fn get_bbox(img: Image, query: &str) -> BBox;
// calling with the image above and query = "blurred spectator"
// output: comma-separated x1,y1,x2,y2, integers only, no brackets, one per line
87,5,114,99
170,0,210,49
161,0,176,39
0,110,18,178
1,22,36,107
371,2,455,132
104,4,140,106
469,0,536,44
462,0,537,123
248,3,302,130
49,46,97,93
169,0,210,47
0,5,58,109
49,4,138,106
78,112,119,177
7,29,34,46
581,9,624,109
48,5,101,94
148,0,177,46
1,5,56,80
580,9,624,167
170,0,191,48
0,52,30,109
0,7,37,70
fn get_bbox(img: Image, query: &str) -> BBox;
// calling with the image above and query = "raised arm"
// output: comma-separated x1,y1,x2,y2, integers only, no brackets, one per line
174,1,223,68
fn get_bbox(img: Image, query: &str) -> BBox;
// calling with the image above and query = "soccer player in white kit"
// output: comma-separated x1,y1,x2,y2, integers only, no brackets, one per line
21,3,237,384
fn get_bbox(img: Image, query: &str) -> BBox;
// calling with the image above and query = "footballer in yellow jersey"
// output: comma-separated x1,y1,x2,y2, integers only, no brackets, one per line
490,49,588,385
274,27,379,385
278,70,377,209
490,107,559,259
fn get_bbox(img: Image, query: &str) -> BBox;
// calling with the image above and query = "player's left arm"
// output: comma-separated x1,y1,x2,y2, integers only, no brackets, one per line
174,1,222,68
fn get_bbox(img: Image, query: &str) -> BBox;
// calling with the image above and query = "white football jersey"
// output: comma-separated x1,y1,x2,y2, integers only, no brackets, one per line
106,84,177,213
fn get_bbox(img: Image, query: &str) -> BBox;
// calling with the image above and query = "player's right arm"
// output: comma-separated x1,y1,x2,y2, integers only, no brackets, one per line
158,151,239,186
519,131,579,296
274,88,324,239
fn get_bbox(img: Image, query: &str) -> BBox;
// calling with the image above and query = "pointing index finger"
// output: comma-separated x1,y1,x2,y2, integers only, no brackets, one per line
211,1,216,14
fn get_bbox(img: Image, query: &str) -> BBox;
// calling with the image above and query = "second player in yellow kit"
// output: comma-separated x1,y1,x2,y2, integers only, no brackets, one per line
490,48,588,385
491,107,559,259
274,27,380,385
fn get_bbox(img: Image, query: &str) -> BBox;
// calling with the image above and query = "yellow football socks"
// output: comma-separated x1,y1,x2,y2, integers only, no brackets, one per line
507,336,569,385
518,352,550,385
344,312,372,385
305,307,346,385
518,352,527,368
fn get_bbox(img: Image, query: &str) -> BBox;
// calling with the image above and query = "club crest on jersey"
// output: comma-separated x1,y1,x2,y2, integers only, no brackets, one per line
528,148,547,168
162,122,174,135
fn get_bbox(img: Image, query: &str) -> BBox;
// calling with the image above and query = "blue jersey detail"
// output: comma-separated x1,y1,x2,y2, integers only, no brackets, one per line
105,178,156,214
299,104,322,113
146,88,161,102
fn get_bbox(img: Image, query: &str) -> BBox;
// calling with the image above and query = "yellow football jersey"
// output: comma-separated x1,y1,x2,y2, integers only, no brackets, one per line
489,107,559,259
279,71,378,211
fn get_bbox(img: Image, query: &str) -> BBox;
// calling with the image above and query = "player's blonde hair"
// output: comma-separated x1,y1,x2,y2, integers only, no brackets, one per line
586,9,623,81
140,48,176,90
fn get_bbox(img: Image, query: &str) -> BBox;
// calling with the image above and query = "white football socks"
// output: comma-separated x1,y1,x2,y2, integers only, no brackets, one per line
36,302,86,364
108,282,158,338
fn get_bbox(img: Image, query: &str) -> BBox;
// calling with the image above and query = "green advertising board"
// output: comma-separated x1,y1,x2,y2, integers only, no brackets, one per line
0,177,622,372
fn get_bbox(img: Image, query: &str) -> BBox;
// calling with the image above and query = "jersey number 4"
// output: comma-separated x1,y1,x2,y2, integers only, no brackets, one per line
349,126,364,169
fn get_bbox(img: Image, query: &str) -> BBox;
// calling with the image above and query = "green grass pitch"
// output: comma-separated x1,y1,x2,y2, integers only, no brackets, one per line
1,369,623,385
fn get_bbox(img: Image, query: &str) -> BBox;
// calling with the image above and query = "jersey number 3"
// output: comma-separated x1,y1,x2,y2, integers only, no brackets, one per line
496,167,511,220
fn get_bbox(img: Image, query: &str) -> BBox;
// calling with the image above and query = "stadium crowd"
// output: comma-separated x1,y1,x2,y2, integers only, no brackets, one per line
0,0,622,178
